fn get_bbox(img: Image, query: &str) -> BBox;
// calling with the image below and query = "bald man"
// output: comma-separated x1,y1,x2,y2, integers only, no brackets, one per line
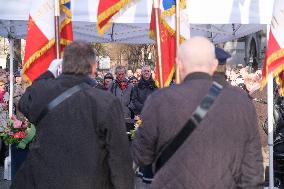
131,37,263,189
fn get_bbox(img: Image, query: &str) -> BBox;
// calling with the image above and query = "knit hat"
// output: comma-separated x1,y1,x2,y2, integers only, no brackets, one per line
104,73,114,80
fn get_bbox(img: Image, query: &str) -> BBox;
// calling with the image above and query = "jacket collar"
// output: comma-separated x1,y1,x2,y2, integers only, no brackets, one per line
183,72,212,83
58,73,91,84
138,77,156,88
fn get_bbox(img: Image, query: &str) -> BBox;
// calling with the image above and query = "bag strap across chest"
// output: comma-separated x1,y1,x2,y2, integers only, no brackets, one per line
35,82,90,125
155,81,223,173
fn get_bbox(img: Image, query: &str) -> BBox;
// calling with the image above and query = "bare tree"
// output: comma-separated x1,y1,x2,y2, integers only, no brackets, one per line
6,38,21,71
93,43,108,57
125,44,155,71
93,43,156,71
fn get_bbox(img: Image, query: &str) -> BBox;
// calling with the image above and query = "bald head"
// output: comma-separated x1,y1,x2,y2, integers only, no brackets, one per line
176,37,218,81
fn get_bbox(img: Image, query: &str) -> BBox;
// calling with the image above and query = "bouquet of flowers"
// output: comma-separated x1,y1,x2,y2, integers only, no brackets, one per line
0,115,36,149
130,116,142,140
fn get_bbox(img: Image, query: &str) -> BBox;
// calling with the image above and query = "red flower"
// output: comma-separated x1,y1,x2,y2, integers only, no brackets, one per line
13,131,27,139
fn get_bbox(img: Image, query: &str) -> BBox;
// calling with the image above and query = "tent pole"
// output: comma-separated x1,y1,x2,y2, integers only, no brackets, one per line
267,24,274,189
4,37,14,181
8,37,14,180
54,0,60,59
153,0,163,88
175,0,181,84
8,39,14,119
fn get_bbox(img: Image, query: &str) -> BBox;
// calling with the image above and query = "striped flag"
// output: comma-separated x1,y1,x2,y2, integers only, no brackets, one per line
261,0,284,95
22,0,73,83
60,0,73,51
97,0,133,35
150,0,189,87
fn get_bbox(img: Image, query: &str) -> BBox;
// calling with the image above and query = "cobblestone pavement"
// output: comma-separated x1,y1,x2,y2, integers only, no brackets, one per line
0,166,11,189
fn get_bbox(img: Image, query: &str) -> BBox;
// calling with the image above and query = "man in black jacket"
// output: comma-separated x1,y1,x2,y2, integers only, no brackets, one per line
132,65,157,185
132,65,157,115
11,41,133,189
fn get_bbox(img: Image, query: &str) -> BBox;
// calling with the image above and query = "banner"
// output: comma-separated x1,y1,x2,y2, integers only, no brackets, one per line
261,0,284,95
97,0,133,35
22,0,73,83
150,0,189,87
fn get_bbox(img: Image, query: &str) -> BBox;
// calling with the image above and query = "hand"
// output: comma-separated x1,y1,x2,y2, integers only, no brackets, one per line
48,59,62,77
134,115,140,121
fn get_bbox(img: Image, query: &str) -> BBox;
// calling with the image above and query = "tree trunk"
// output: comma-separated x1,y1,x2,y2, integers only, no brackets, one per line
6,39,21,72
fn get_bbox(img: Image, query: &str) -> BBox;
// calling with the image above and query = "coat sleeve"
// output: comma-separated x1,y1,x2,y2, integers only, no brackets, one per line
101,97,134,189
131,93,159,166
131,86,143,115
19,71,55,124
238,100,264,188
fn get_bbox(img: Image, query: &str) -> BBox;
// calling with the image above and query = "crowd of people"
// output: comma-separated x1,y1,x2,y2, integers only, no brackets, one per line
0,37,269,189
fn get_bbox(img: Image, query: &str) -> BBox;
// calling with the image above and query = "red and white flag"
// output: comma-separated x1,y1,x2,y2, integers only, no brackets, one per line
150,0,189,87
97,0,133,35
22,0,56,83
22,0,73,83
261,0,284,95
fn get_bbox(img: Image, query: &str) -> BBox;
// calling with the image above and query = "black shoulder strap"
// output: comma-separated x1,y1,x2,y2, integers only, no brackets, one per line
155,81,223,173
36,83,90,125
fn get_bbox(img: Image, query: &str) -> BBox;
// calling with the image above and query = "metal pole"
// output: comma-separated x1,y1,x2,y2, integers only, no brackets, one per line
268,75,274,189
4,37,14,181
8,39,14,119
153,0,164,88
267,24,274,189
175,0,181,84
54,0,60,59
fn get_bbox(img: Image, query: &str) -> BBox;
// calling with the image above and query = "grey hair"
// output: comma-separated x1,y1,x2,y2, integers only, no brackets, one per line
62,41,96,75
142,65,151,71
115,65,127,74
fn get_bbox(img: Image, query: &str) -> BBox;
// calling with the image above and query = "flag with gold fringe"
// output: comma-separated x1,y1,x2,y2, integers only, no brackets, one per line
97,0,133,35
60,0,73,52
22,0,73,83
150,0,189,87
261,0,284,95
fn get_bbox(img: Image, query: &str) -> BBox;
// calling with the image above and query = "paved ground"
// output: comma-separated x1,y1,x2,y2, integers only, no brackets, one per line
0,166,146,189
0,166,11,189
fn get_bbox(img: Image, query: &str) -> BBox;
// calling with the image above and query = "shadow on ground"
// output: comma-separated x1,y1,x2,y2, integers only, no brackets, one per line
0,166,11,189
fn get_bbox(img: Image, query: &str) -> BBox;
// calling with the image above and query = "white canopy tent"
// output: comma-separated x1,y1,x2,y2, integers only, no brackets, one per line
0,0,274,44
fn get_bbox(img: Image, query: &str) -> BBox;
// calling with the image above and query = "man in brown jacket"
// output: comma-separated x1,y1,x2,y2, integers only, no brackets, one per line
131,37,263,189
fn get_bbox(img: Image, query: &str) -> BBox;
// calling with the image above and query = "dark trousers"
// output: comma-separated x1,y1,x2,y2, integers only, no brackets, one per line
138,165,154,184
0,141,7,166
126,122,134,141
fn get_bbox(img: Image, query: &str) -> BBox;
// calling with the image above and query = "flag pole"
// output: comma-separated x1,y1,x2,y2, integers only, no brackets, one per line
54,0,60,59
267,24,274,189
153,0,164,88
175,0,181,84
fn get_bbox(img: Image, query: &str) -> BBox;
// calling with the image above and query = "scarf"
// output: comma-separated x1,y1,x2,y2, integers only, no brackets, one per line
118,80,128,90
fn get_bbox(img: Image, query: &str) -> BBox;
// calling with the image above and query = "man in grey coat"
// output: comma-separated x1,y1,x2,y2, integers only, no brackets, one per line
11,41,133,189
131,37,263,189
109,66,135,135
